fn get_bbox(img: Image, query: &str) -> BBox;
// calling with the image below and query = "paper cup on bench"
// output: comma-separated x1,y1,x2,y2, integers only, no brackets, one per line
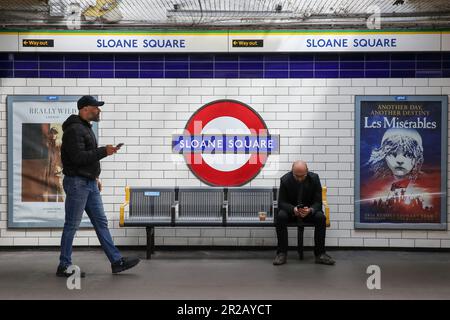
258,211,267,221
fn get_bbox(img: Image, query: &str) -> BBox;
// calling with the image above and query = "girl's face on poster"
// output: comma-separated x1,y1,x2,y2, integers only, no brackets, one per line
385,148,414,177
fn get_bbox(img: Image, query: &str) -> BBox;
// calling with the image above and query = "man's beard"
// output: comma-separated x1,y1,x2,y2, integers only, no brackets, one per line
91,113,100,122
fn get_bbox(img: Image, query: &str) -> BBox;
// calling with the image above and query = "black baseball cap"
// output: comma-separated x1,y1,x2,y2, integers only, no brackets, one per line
77,95,104,110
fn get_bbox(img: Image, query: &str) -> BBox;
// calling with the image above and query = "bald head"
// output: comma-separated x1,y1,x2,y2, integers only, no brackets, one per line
292,161,308,182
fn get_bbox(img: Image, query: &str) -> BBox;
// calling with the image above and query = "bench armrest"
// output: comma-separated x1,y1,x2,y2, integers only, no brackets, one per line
119,186,130,227
322,186,330,228
171,201,179,218
272,200,278,217
222,201,228,224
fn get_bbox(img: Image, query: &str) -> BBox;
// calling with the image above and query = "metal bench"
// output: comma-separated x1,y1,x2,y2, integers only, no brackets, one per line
120,186,330,259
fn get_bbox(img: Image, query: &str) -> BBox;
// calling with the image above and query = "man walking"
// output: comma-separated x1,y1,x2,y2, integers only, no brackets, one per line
57,95,140,277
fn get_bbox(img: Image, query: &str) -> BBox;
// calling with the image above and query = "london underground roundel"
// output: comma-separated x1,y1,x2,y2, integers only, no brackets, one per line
172,100,279,186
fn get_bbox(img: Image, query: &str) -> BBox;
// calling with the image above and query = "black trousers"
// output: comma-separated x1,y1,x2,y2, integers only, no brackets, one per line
275,209,326,256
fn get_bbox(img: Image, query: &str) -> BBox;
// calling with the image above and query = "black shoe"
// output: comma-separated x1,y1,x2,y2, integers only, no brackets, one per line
273,253,287,266
56,265,86,278
315,253,335,265
111,256,140,274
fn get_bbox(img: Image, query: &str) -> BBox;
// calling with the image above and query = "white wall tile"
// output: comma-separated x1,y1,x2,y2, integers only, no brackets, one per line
1,77,449,249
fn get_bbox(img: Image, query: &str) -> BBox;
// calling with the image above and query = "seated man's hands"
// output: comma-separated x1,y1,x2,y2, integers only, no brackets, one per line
294,206,312,218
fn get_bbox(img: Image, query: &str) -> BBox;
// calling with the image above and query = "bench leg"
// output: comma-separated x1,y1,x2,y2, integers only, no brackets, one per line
146,227,153,260
151,227,155,254
297,226,304,260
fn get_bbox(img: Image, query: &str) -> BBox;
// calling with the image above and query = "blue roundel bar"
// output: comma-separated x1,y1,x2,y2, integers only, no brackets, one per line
172,134,280,154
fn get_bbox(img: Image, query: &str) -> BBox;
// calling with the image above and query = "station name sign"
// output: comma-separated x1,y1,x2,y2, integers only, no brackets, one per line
0,30,449,52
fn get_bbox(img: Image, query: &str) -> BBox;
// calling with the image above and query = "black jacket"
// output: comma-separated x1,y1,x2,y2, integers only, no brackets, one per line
278,171,322,215
61,114,107,180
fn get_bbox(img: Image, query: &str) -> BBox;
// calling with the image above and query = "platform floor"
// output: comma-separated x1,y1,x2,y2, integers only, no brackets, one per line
0,249,449,300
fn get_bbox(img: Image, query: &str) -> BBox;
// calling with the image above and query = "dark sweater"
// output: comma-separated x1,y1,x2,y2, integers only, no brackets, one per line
61,114,107,180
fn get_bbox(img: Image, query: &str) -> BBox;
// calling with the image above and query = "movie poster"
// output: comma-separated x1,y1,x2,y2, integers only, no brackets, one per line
8,96,96,228
355,96,447,230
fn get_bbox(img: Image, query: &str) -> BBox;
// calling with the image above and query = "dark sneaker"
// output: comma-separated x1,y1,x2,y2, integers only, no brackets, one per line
111,256,140,274
315,253,335,265
56,265,86,278
272,253,287,266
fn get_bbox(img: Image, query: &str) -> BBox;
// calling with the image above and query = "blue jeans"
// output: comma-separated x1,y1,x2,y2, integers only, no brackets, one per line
59,176,122,267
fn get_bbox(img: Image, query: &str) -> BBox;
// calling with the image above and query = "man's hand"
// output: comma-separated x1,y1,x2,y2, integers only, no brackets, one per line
295,206,311,218
299,207,312,218
97,179,102,192
106,145,118,156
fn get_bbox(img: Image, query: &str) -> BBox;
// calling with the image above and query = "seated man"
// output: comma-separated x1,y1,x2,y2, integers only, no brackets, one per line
273,160,335,266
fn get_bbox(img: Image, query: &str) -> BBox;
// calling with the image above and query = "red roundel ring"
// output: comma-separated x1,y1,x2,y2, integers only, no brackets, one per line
184,99,269,187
